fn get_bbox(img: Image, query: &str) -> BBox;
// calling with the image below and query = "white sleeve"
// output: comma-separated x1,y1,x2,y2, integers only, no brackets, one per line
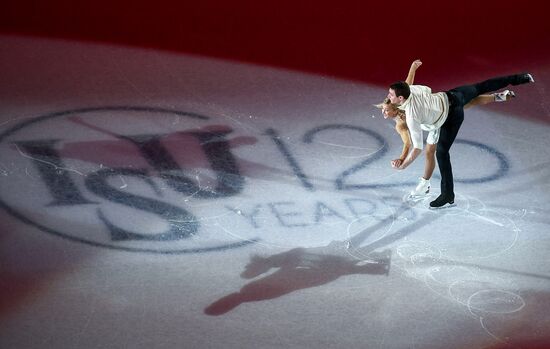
406,114,423,150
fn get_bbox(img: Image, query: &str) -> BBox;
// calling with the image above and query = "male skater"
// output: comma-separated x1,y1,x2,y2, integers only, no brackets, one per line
387,64,534,208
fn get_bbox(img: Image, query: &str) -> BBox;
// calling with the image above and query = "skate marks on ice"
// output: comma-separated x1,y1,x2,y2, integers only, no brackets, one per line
395,240,550,346
346,192,521,260
392,213,549,345
343,190,550,344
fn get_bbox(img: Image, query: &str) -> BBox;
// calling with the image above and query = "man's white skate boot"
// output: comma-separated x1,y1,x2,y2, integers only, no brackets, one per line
493,89,515,102
410,177,430,197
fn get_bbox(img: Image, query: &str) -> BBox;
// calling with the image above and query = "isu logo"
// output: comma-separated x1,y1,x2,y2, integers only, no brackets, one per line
0,106,258,253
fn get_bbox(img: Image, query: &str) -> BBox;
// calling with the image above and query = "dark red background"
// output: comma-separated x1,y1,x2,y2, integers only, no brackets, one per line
2,0,549,121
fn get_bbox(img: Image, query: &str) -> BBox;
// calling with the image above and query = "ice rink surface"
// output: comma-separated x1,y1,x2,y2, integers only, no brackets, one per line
1,34,549,348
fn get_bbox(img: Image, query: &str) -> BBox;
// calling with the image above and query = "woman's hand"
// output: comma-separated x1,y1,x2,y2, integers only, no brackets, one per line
391,159,403,169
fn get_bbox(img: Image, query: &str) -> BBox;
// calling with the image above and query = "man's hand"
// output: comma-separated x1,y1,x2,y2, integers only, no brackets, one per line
411,59,422,70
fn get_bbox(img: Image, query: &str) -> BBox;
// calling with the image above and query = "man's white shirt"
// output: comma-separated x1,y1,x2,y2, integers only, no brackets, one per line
398,85,449,149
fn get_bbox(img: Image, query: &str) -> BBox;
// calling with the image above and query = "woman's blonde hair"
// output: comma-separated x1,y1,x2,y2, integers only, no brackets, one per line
373,98,399,110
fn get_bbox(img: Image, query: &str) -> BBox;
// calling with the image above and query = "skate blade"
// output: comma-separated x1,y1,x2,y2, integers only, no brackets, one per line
429,202,456,210
403,193,430,203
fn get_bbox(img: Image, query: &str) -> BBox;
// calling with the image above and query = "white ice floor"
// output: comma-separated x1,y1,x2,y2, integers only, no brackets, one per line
1,35,550,349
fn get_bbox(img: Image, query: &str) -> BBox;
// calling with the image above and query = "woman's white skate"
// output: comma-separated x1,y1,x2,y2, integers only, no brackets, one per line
403,177,431,203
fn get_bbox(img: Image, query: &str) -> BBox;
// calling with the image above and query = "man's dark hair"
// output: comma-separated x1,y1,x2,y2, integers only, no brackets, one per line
389,81,411,99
